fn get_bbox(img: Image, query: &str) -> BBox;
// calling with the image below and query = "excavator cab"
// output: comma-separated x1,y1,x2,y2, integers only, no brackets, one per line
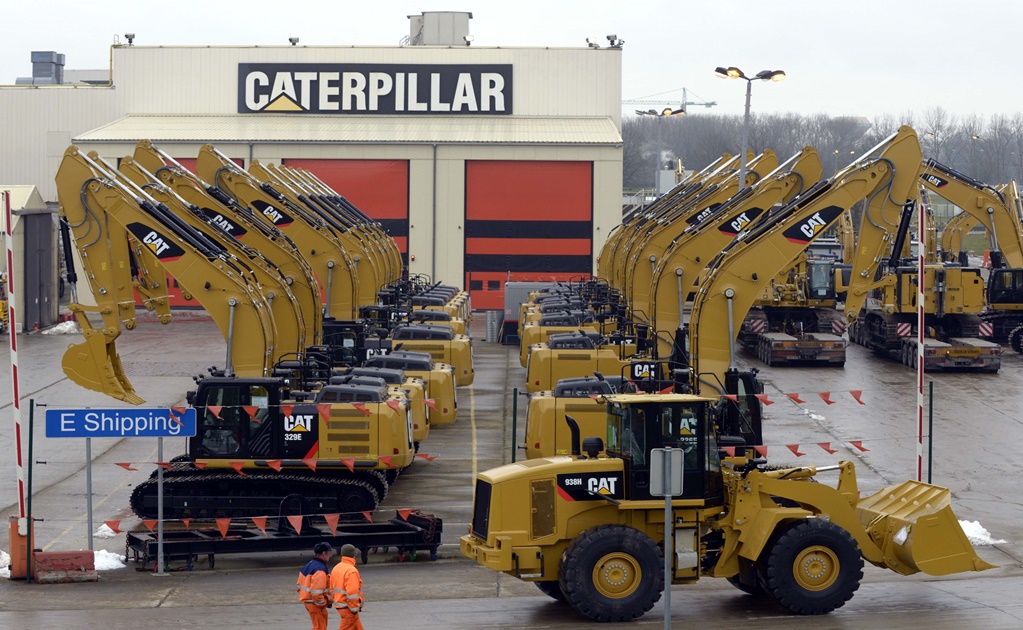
987,268,1023,307
806,259,837,300
189,377,294,460
604,396,720,501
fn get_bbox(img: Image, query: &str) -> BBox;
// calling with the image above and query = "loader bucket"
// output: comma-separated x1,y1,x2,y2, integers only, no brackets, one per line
856,480,996,576
62,332,145,405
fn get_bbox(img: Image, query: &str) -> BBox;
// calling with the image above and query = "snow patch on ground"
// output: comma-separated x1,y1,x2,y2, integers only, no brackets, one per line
93,549,126,570
801,408,827,422
0,549,10,578
41,321,79,335
959,520,1007,546
94,524,118,539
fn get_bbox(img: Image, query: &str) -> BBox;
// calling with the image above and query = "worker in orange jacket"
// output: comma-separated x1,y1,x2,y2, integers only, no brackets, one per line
298,542,335,630
330,544,364,630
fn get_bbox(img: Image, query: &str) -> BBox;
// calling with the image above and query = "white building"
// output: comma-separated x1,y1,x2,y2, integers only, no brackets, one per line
0,13,623,311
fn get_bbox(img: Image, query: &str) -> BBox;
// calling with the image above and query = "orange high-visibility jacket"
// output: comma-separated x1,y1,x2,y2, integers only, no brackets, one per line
330,557,364,613
297,558,332,607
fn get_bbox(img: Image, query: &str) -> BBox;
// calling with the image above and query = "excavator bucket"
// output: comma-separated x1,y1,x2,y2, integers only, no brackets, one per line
856,480,996,576
61,325,145,405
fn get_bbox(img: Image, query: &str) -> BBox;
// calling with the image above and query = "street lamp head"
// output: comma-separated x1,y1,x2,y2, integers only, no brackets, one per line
756,69,786,82
715,66,745,79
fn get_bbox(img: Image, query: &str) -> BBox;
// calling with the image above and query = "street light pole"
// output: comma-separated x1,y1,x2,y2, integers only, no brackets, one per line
714,66,786,192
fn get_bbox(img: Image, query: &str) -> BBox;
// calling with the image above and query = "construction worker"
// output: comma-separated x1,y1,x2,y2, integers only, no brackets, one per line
297,542,335,630
330,544,364,630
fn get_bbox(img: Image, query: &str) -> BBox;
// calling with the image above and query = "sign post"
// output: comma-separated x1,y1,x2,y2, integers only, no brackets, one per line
650,447,683,630
45,407,196,571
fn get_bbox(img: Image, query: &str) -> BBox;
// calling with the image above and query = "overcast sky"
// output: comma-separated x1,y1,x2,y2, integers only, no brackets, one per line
2,0,1018,121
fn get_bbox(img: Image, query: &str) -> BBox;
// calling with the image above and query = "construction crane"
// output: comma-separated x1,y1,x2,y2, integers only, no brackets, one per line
624,87,717,116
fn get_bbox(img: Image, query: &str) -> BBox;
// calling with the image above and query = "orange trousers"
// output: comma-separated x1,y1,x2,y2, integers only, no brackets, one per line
337,609,364,630
304,602,330,630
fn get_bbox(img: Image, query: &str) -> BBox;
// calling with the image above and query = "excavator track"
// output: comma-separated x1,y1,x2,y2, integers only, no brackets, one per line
129,466,388,520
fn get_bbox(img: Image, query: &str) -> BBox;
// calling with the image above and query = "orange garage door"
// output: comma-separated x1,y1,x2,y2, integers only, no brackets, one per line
465,161,593,310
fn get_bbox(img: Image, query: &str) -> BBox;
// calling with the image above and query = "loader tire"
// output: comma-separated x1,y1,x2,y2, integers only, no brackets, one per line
534,580,565,602
763,519,863,614
1010,325,1023,354
559,524,663,622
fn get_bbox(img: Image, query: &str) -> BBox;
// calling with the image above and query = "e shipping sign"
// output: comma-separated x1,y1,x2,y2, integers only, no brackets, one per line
45,408,197,438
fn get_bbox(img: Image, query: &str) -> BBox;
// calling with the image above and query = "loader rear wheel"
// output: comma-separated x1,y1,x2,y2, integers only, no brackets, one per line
534,580,565,602
763,519,862,614
559,524,663,622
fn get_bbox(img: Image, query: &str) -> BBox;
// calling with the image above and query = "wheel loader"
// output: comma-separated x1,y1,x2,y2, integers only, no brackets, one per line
460,393,995,622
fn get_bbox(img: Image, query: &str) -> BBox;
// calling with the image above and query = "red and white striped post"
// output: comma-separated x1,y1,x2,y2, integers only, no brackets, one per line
916,196,926,482
4,190,27,533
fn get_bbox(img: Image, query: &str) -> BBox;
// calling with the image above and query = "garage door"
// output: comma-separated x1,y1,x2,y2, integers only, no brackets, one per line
284,159,409,264
465,161,592,310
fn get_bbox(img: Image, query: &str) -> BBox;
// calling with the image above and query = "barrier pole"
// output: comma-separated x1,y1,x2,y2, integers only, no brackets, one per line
916,198,925,482
5,190,28,534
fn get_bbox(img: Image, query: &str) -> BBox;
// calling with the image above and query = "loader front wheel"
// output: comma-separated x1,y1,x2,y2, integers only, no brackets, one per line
559,524,663,622
763,519,862,614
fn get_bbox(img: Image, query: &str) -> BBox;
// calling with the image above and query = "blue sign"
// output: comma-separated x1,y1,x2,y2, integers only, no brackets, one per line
45,408,197,438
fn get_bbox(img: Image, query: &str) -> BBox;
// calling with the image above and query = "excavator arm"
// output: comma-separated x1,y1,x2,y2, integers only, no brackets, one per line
57,146,278,393
131,140,324,346
649,147,823,357
919,160,1023,268
626,151,780,317
690,127,924,385
196,145,360,319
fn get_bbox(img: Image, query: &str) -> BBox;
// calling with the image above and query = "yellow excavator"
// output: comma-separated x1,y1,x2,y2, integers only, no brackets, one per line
461,392,994,622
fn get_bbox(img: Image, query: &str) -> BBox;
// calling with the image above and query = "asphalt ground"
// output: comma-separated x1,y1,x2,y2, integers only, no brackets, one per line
0,310,1021,629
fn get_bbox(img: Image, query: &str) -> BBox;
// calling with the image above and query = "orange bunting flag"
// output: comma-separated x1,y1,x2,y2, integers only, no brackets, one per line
378,455,395,468
415,453,436,461
104,520,121,534
786,444,805,457
207,405,223,419
849,390,865,405
588,394,600,400
287,514,304,534
324,513,340,536
361,511,373,523
753,445,768,457
423,399,437,410
317,403,331,422
216,518,232,539
397,509,413,521
229,462,248,475
658,386,673,395
167,411,183,426
818,442,838,454
242,405,260,421
281,404,294,418
721,446,736,457
266,459,283,472
116,462,138,471
142,520,157,532
754,394,774,405
786,393,805,404
818,392,835,405
352,402,371,416
252,516,267,535
193,461,208,469
722,394,738,402
302,458,317,472
171,406,188,416
849,440,869,452
155,461,171,470
340,458,355,473
386,399,401,412
182,518,192,530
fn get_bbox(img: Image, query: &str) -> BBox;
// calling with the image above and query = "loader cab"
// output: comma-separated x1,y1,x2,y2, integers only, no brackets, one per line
604,396,721,502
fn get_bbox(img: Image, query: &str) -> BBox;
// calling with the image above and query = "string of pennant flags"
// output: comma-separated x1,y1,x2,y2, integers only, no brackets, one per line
101,508,424,540
645,388,868,406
